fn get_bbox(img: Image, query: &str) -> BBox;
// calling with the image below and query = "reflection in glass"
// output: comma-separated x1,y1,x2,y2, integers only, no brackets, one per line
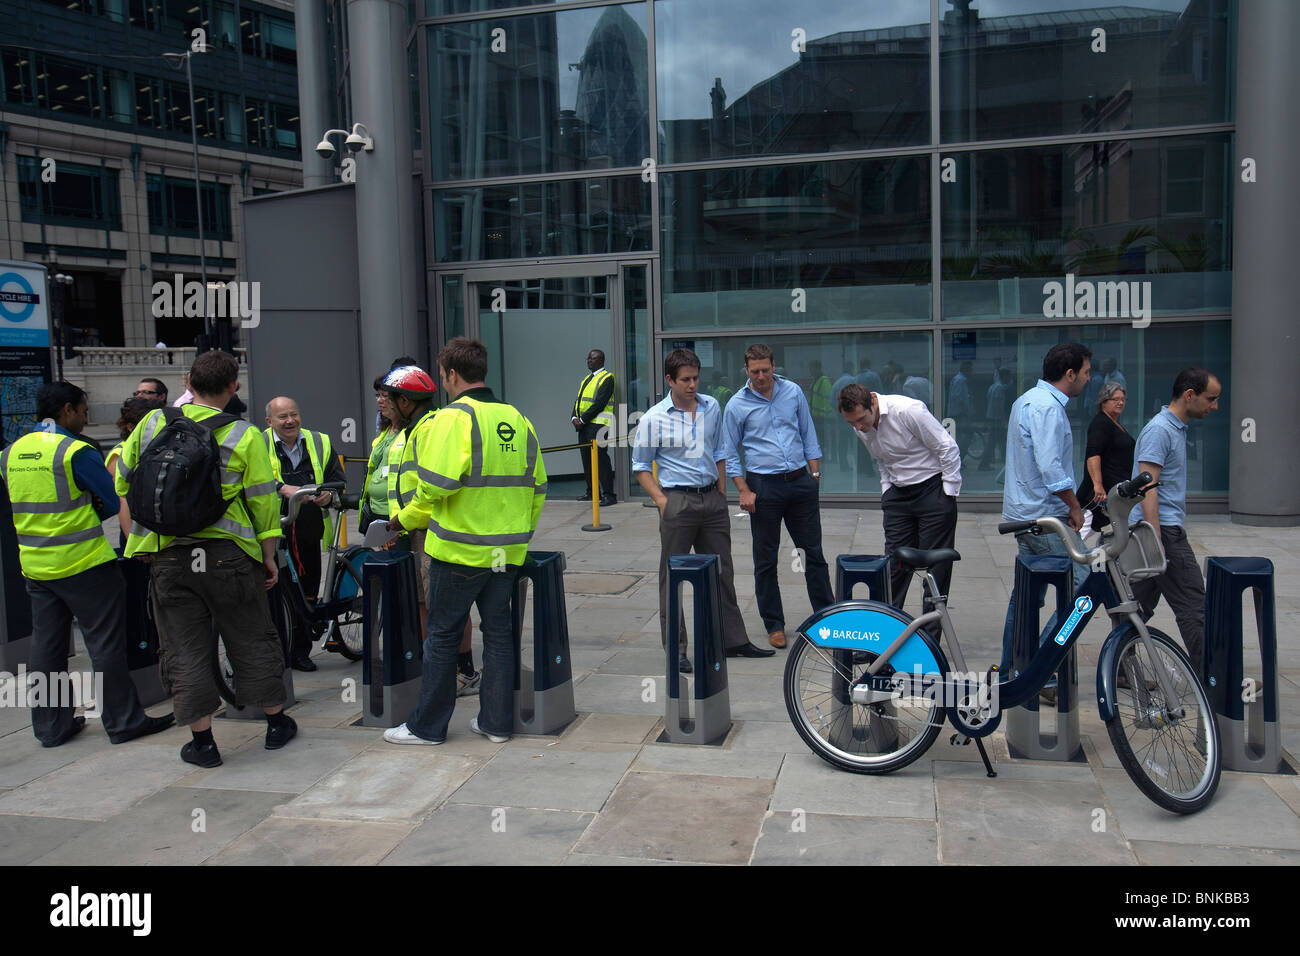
429,4,649,180
433,176,650,262
661,332,932,493
940,0,1231,143
941,134,1230,320
656,0,930,164
942,321,1229,496
663,157,930,329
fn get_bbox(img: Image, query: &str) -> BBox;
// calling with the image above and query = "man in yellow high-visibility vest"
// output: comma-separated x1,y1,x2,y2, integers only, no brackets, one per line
0,382,173,748
571,348,616,506
384,338,546,745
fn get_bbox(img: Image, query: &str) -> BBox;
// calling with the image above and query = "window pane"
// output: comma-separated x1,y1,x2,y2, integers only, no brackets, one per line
940,0,1232,143
941,134,1231,320
432,176,650,262
429,4,649,180
656,0,930,164
663,156,931,330
657,331,933,494
941,321,1230,496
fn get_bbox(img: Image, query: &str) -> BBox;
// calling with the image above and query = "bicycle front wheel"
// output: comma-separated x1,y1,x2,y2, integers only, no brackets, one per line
330,607,364,662
783,634,943,774
1105,629,1220,814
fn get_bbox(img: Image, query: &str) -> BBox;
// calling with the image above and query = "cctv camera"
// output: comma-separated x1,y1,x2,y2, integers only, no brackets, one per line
344,132,366,153
315,139,336,159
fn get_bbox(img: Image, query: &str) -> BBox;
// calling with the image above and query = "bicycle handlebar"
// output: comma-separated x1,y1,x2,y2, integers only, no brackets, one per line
996,472,1157,565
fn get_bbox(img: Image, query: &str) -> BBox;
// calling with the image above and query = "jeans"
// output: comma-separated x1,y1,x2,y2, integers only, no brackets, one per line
999,529,1090,674
404,558,519,741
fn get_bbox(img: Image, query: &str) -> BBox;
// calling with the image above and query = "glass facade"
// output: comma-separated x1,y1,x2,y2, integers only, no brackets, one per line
420,0,1235,501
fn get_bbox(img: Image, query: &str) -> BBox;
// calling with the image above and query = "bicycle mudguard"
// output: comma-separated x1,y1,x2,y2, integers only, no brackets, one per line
333,545,368,601
1096,623,1177,722
795,600,949,678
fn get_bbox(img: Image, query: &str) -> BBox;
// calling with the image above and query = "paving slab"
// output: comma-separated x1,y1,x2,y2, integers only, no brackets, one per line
32,786,287,865
752,813,939,865
382,805,593,865
449,748,635,812
726,718,805,754
0,813,97,865
0,741,192,821
188,727,376,795
561,712,658,745
1129,840,1300,865
573,771,771,864
632,743,783,779
771,752,936,819
0,724,114,789
204,817,414,866
276,749,483,822
935,776,1136,865
1095,769,1300,849
563,853,692,865
572,673,665,716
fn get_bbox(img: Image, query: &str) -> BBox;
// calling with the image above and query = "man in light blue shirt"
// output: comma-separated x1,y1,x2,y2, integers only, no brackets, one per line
999,343,1092,679
723,343,834,649
1128,367,1221,667
634,349,768,670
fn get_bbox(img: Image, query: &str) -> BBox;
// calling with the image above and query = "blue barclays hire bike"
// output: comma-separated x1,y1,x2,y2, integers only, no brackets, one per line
783,473,1222,814
212,482,367,705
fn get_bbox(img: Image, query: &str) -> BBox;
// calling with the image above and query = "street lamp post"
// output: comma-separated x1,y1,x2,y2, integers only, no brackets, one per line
50,273,74,381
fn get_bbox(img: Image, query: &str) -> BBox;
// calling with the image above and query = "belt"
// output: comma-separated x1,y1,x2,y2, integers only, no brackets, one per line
663,484,717,495
748,469,807,482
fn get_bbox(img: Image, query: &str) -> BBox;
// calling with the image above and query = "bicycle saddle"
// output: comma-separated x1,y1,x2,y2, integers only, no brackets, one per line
893,547,961,569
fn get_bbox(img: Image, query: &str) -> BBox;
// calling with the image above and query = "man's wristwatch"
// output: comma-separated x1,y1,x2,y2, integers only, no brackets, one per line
811,472,821,480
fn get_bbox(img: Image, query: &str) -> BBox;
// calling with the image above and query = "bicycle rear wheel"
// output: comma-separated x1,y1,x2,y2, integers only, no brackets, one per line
211,588,294,705
783,634,943,774
327,607,364,661
1105,628,1220,814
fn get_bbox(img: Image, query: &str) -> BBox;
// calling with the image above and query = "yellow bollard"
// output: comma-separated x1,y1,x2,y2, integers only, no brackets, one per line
582,439,610,532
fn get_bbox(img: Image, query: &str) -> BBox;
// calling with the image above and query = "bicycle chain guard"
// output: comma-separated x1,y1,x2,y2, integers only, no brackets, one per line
947,676,1002,738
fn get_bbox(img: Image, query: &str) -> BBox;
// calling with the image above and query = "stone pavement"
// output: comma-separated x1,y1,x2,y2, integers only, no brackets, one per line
0,502,1296,865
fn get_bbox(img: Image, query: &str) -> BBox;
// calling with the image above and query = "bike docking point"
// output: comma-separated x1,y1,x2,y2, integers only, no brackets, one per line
118,554,168,707
834,554,893,603
659,554,732,745
0,495,32,672
1005,554,1083,761
511,551,577,735
831,555,897,751
1204,557,1286,773
359,550,424,728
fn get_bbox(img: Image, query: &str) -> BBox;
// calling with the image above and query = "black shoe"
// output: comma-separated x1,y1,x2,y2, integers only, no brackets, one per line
265,714,298,750
599,495,617,507
577,493,593,501
109,713,175,745
291,652,317,672
41,716,86,748
678,654,693,673
727,642,777,658
181,739,223,768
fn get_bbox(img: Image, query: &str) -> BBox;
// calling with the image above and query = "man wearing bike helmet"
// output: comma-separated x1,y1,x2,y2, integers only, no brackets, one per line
381,365,480,695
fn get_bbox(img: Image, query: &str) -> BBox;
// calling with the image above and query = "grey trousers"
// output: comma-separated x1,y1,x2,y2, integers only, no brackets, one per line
26,560,149,745
658,487,749,652
1132,525,1205,669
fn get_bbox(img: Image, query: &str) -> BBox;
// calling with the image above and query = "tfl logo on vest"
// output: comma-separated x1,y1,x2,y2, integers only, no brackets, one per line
496,422,516,452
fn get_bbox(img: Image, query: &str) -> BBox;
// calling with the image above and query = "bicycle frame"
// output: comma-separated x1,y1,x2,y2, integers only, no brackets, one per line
280,484,364,643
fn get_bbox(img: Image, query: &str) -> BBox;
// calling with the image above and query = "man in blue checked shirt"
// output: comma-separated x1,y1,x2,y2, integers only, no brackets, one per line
999,342,1093,691
634,349,772,673
724,343,835,650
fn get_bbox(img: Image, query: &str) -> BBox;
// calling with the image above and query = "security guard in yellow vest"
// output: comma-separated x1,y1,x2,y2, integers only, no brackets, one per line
378,365,480,694
263,397,345,671
570,348,616,505
383,338,546,746
117,350,293,767
0,382,172,748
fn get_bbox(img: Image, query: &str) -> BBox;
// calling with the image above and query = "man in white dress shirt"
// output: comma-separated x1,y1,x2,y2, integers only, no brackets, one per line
838,383,962,612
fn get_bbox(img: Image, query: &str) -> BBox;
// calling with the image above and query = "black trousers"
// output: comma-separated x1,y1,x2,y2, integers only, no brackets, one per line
749,471,834,633
289,506,324,654
26,560,149,745
578,422,614,498
881,473,958,613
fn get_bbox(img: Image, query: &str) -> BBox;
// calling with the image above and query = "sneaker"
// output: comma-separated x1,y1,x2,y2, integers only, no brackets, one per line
469,717,509,743
265,714,298,750
457,668,481,697
181,739,223,768
383,722,443,745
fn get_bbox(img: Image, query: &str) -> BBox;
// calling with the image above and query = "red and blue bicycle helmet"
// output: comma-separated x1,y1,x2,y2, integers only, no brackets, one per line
378,365,436,399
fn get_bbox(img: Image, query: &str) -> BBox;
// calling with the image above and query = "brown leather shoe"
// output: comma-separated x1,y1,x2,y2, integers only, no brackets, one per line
768,630,787,649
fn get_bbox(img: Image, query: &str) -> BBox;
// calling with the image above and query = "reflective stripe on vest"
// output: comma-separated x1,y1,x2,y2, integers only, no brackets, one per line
574,369,613,427
1,431,113,579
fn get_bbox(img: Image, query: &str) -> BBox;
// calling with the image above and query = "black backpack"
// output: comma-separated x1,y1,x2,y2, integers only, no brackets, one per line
126,408,241,537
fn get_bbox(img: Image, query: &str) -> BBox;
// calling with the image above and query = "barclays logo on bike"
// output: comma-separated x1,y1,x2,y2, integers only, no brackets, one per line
817,626,882,642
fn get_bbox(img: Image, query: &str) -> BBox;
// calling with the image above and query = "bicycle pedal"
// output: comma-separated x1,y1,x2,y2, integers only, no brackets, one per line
949,732,972,746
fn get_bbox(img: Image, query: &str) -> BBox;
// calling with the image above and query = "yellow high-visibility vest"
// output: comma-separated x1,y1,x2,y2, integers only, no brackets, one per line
264,427,336,545
574,368,614,428
1,430,116,580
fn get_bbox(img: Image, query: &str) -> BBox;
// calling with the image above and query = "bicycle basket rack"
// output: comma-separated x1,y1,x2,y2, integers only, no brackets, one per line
1116,520,1167,581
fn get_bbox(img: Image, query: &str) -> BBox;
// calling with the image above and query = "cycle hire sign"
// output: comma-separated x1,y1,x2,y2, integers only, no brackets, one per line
0,264,50,347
